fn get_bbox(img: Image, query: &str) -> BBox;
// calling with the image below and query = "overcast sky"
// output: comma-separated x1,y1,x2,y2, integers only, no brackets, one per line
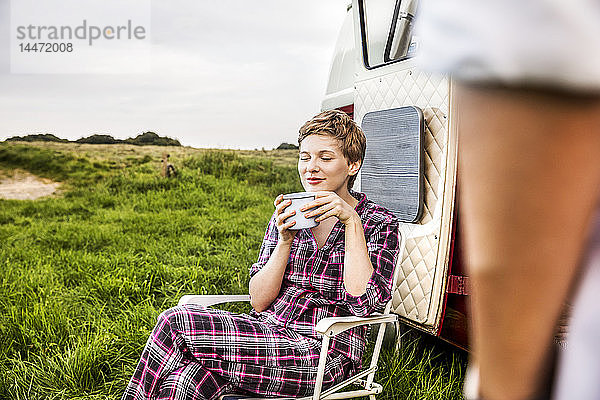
0,0,349,149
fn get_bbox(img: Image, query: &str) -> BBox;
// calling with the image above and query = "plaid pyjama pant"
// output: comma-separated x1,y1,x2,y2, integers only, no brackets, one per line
122,305,355,400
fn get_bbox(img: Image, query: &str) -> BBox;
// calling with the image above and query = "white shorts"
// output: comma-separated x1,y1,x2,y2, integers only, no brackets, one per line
553,208,600,400
414,0,600,92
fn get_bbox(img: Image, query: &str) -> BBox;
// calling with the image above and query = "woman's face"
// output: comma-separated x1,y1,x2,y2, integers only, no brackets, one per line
298,134,359,194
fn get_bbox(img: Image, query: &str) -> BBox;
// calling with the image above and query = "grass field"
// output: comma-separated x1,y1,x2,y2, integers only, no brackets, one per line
0,142,466,400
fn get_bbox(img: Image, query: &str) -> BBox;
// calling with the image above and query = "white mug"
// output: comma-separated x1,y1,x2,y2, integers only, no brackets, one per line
282,192,319,230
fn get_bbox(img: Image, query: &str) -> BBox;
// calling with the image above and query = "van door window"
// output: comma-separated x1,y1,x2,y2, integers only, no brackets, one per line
358,0,418,69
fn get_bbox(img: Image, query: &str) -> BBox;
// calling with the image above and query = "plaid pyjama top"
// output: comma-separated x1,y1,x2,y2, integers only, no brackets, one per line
122,190,400,400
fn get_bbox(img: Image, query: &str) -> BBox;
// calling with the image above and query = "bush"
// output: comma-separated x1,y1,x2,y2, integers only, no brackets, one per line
5,134,69,143
275,142,298,150
76,134,120,144
124,132,181,147
3,132,182,147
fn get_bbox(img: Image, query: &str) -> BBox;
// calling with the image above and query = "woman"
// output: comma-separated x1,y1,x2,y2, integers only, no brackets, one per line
122,110,400,400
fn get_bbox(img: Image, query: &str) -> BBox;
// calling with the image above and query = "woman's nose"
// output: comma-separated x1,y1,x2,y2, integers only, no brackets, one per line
307,158,319,172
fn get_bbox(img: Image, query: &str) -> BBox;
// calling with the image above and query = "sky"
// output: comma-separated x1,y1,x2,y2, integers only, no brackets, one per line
0,0,350,149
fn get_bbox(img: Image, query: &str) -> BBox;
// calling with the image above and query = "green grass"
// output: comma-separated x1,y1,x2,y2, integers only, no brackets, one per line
0,142,465,399
373,330,466,399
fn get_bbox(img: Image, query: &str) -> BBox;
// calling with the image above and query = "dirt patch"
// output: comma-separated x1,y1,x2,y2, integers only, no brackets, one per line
0,169,62,200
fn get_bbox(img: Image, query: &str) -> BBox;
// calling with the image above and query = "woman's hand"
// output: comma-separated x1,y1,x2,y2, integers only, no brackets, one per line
301,191,359,226
250,195,297,312
274,194,298,244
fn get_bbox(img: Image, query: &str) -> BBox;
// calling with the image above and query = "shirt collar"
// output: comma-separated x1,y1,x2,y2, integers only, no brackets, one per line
350,189,367,214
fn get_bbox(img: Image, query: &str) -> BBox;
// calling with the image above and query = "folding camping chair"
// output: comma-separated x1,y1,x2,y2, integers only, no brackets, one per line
177,232,404,400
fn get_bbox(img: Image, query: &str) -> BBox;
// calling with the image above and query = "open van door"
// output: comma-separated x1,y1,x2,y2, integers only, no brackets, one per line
322,0,468,350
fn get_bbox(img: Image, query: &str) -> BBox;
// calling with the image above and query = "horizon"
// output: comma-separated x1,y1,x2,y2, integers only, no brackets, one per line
1,131,301,150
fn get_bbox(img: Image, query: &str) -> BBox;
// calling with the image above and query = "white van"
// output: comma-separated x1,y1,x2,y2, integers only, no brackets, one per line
322,0,467,350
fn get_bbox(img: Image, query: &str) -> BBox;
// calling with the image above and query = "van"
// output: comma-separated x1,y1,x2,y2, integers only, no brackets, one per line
322,0,467,350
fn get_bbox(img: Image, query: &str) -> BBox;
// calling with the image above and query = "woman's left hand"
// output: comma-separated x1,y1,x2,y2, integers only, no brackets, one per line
300,191,359,226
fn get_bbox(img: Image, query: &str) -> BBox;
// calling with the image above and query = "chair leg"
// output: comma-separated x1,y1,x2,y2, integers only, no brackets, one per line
366,322,387,388
313,336,331,400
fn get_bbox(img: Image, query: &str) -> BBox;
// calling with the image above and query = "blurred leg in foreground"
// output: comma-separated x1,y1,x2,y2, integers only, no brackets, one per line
455,84,600,399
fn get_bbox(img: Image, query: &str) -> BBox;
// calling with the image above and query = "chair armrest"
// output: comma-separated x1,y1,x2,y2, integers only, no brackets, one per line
178,294,251,307
315,313,398,338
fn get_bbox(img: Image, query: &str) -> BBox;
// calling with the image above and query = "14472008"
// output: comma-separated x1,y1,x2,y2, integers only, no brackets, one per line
19,42,73,52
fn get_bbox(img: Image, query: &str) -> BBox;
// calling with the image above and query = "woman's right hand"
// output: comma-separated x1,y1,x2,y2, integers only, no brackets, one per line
274,194,297,244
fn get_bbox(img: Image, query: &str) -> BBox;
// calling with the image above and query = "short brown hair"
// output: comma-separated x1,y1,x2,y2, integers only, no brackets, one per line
298,109,366,190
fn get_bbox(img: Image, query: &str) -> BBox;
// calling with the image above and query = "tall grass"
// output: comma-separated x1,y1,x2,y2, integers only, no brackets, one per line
374,331,465,399
0,142,465,399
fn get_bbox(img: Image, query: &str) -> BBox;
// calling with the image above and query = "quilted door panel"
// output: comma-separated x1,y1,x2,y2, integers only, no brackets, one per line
355,68,457,330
